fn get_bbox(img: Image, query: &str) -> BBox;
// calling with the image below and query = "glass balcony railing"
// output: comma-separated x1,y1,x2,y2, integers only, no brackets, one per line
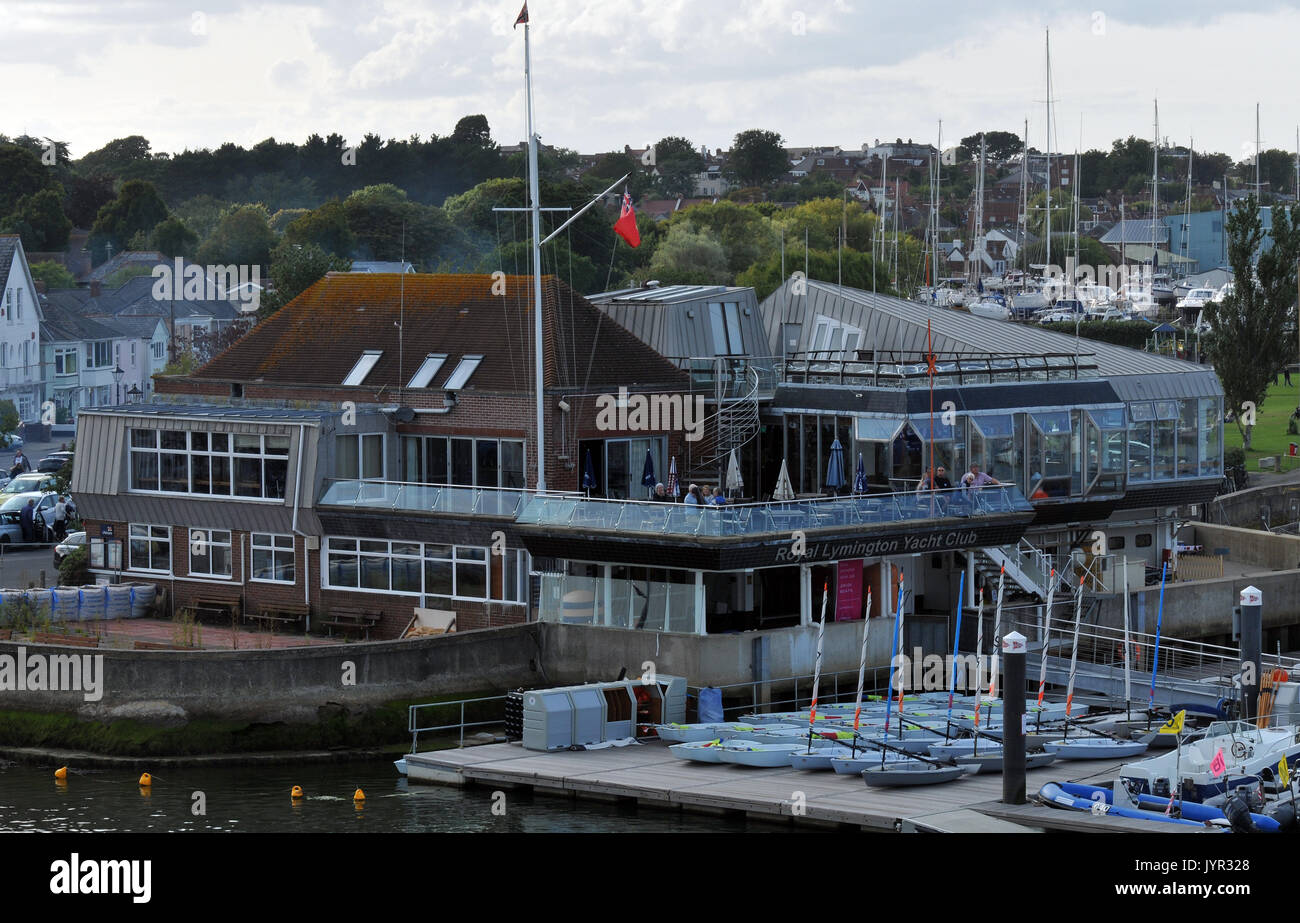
515,485,1032,539
319,479,529,517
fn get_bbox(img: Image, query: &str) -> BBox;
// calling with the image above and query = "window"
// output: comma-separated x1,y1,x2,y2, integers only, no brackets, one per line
85,340,112,369
152,341,165,360
1201,398,1222,476
342,350,383,386
128,524,171,572
1110,535,1126,550
335,433,384,480
443,355,484,390
1128,402,1154,483
1136,533,1153,548
406,354,447,389
130,428,289,499
324,538,509,603
252,533,295,583
131,342,137,364
188,528,232,577
54,347,78,376
708,303,745,356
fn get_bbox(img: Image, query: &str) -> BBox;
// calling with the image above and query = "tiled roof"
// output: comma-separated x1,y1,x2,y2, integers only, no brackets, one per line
40,299,121,343
82,250,167,284
193,273,689,393
47,275,244,321
0,235,19,292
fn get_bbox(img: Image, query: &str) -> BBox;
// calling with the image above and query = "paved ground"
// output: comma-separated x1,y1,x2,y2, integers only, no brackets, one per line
0,546,61,589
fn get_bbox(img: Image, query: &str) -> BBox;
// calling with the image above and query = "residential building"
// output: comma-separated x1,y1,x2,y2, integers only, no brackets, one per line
0,235,45,423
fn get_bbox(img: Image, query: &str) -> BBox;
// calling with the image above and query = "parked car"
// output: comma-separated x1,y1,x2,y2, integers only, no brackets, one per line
37,451,73,474
1,473,59,494
54,531,86,566
0,490,60,543
0,432,23,450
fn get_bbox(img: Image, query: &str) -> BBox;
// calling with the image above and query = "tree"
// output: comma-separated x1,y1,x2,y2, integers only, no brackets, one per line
2,187,72,250
259,240,351,319
28,260,77,290
653,136,705,197
641,222,730,285
341,184,456,265
729,129,787,187
150,215,199,259
736,248,893,301
1024,189,1090,240
76,135,155,180
0,145,54,217
88,180,169,264
666,200,778,275
196,204,277,267
64,174,117,229
958,131,1024,163
1204,195,1300,449
284,200,355,257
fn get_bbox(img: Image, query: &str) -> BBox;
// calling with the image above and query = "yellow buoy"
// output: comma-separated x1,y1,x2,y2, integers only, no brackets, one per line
138,772,152,787
353,788,365,802
54,766,67,780
291,785,304,799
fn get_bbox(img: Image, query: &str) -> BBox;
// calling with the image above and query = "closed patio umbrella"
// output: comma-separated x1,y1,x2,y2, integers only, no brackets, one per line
824,438,846,494
666,456,679,498
852,452,867,494
641,449,656,497
773,458,795,501
582,449,596,495
725,448,743,497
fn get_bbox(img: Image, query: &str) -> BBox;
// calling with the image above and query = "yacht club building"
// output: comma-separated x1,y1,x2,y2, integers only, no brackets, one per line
70,272,1223,642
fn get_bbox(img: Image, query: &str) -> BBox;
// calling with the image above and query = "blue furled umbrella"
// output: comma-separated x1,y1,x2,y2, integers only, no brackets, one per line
853,452,867,494
582,449,596,494
641,449,656,496
824,438,846,493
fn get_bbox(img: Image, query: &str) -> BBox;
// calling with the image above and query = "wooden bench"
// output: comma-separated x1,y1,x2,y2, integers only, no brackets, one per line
323,606,382,640
32,631,99,648
247,603,309,632
193,596,241,623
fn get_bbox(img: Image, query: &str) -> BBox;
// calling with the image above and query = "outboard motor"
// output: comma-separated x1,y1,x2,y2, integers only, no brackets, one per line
1267,800,1298,831
1223,790,1259,833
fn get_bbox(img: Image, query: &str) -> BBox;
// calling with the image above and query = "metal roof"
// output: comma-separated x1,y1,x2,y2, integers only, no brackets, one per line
590,284,745,304
77,402,333,423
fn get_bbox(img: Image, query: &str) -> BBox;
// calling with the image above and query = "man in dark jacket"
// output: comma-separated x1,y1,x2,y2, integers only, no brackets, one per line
19,499,35,543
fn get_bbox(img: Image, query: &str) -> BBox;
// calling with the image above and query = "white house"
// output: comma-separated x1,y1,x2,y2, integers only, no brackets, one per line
0,235,45,423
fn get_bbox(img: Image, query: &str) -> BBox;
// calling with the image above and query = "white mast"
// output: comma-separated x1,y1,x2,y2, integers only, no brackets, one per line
524,11,546,493
1183,136,1194,278
1019,118,1029,278
1044,30,1052,275
1255,102,1262,197
1152,100,1160,279
972,134,986,288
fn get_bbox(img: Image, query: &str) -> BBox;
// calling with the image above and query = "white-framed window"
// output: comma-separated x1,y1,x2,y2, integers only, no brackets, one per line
3,288,12,324
335,433,384,480
55,347,78,376
14,287,21,320
128,524,171,572
85,340,112,369
131,341,137,364
708,302,744,356
151,341,165,360
188,528,232,578
809,314,863,358
323,538,524,604
251,533,295,583
18,396,33,421
129,428,290,499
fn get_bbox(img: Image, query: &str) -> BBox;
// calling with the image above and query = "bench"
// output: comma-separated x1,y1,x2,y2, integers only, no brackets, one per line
323,606,382,640
193,596,241,623
133,640,195,651
247,603,309,632
32,631,99,648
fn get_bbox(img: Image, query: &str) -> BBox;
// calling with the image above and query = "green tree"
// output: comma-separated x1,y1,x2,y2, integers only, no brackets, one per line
736,248,893,301
773,198,878,252
729,129,787,187
1024,189,1090,240
150,215,198,259
88,180,169,264
653,136,705,197
76,135,155,181
259,240,351,319
2,187,73,250
958,131,1024,163
196,204,277,267
640,222,729,285
0,145,55,217
28,261,77,290
0,400,18,439
1204,195,1300,449
64,174,117,229
341,184,456,265
283,200,354,257
172,195,230,242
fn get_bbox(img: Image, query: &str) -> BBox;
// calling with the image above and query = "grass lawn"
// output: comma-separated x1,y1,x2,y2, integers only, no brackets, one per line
1224,379,1300,469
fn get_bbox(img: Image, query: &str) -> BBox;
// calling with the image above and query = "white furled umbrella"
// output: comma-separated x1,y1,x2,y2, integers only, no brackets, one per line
773,458,795,501
725,448,744,496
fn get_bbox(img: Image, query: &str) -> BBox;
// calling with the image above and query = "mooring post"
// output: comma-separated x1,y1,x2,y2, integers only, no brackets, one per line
1002,630,1027,805
1239,586,1262,721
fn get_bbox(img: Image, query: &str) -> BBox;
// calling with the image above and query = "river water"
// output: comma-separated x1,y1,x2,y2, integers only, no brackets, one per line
0,757,787,833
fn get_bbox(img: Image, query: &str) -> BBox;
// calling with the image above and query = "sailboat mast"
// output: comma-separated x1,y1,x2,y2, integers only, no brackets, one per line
1183,136,1194,276
1152,100,1159,272
974,134,986,288
1045,30,1052,275
524,17,546,493
1020,118,1029,277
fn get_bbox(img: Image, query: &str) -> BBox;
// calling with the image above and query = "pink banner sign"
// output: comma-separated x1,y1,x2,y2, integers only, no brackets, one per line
835,559,864,621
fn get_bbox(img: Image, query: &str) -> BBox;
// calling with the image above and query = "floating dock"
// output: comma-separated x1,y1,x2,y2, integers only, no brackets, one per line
403,740,1213,832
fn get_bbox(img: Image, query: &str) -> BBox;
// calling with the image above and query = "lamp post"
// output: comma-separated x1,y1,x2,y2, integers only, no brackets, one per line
127,384,143,404
112,364,124,405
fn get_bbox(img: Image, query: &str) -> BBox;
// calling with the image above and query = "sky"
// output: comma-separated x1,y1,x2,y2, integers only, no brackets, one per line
4,0,1300,162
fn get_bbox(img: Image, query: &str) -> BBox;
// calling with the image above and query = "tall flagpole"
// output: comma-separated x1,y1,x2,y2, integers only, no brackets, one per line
524,10,546,493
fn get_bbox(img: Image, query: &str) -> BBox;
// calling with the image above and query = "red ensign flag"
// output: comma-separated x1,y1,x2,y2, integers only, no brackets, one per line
613,192,640,248
514,3,528,28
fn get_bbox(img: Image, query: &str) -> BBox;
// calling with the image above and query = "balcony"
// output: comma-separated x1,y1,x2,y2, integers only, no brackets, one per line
318,479,528,519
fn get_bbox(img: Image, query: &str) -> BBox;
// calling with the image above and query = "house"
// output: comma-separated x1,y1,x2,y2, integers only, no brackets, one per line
80,250,169,286
0,235,46,423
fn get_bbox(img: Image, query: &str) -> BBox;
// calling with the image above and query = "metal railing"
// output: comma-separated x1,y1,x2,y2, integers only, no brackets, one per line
408,694,509,752
319,479,530,518
781,349,1101,388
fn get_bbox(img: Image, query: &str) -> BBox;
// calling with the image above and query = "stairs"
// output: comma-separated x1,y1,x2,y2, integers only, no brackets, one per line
688,367,761,475
971,539,1056,602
